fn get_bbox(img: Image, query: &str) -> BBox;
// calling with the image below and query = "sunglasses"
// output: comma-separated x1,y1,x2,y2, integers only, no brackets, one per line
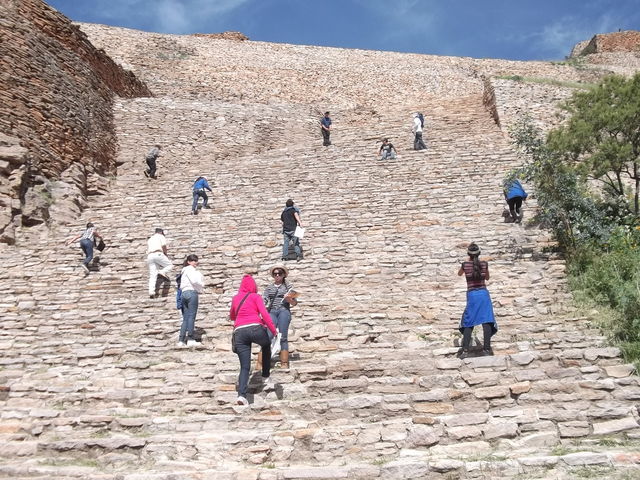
273,272,284,276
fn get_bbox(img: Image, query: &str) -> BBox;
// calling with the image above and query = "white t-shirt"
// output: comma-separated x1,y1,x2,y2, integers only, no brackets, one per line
147,233,166,254
413,116,423,133
180,265,204,293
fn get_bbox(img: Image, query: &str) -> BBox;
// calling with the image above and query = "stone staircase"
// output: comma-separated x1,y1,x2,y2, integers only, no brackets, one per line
0,25,639,480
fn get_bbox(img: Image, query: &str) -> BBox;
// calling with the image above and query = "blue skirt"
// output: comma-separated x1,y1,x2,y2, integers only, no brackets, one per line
459,288,498,335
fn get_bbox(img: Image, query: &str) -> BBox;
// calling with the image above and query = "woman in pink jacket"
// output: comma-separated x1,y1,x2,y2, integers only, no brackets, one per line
230,275,278,406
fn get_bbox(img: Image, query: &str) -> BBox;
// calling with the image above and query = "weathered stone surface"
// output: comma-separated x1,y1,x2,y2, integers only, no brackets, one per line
592,417,639,435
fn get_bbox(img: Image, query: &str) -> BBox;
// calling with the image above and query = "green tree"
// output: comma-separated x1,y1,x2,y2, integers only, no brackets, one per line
547,73,640,214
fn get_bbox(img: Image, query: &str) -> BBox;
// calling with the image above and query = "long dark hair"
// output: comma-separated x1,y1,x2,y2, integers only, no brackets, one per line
467,243,482,280
183,254,198,266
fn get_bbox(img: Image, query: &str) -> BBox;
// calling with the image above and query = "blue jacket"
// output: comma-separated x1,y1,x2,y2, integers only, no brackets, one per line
193,177,212,191
505,180,527,200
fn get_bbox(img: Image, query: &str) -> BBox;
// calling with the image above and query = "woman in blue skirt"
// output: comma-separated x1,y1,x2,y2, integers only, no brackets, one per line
457,243,497,358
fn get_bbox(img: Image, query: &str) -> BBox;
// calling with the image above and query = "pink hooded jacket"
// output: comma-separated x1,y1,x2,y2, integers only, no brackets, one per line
230,275,277,335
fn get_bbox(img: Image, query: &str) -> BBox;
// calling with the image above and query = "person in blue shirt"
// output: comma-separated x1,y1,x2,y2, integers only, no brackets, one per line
320,111,332,146
504,179,528,223
192,176,213,215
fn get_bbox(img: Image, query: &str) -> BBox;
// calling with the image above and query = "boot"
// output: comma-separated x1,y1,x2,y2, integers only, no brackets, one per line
256,351,263,370
279,350,289,369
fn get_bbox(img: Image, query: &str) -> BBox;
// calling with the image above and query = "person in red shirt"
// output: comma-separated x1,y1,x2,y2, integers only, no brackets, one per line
230,275,278,406
457,243,497,358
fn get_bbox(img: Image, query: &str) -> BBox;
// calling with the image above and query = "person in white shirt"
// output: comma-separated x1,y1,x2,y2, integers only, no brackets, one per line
147,228,172,298
412,113,427,151
177,254,205,347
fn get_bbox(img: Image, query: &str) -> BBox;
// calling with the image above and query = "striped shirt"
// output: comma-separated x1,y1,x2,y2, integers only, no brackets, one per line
461,261,488,290
262,282,293,311
80,227,95,241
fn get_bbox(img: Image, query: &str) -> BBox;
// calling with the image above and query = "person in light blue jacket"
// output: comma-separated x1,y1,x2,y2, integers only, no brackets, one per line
192,176,213,215
504,179,528,223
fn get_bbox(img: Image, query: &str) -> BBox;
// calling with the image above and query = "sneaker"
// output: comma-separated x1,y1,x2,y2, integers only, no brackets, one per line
203,205,212,209
263,376,276,392
187,339,202,347
482,348,494,356
81,264,90,274
149,294,156,299
457,350,468,360
176,341,187,348
236,396,249,406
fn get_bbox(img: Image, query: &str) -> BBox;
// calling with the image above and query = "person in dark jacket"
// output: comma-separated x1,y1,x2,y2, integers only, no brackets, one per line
281,199,303,261
144,145,161,178
320,111,332,146
192,176,213,215
504,179,528,223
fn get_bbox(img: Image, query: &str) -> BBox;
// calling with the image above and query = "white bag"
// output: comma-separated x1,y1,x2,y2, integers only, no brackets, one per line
294,226,305,239
271,332,282,359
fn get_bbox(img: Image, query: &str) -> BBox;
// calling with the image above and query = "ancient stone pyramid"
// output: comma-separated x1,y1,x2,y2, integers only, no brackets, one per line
1,10,640,480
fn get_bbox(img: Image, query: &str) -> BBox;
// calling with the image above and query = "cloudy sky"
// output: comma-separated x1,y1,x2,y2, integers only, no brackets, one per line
46,0,639,61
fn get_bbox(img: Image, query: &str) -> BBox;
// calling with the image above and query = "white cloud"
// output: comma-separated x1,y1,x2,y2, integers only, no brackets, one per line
94,0,252,33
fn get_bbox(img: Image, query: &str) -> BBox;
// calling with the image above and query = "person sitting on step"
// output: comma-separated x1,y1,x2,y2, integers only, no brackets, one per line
191,176,213,215
378,138,397,160
260,266,298,370
457,243,497,358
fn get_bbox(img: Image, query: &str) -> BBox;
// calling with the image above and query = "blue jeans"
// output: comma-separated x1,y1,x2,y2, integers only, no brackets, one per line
283,231,301,258
269,308,291,351
234,325,271,397
179,290,199,342
80,238,94,266
192,190,208,211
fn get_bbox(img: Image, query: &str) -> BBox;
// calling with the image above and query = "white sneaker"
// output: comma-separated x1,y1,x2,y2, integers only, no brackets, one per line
187,339,202,347
176,341,187,348
236,396,249,406
263,376,276,392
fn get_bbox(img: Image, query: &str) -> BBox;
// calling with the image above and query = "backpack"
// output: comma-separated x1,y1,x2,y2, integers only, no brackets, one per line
175,273,183,310
417,113,424,129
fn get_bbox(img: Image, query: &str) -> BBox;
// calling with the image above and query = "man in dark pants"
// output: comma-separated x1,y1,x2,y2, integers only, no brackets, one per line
281,199,303,261
144,144,161,178
320,111,332,146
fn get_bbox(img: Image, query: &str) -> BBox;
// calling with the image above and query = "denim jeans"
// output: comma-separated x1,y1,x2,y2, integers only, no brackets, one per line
192,190,208,211
234,325,271,397
179,290,199,342
380,151,397,160
80,238,94,266
269,308,291,351
283,232,301,258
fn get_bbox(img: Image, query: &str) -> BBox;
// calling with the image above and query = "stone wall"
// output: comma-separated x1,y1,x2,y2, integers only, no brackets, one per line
0,0,150,244
574,30,640,56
